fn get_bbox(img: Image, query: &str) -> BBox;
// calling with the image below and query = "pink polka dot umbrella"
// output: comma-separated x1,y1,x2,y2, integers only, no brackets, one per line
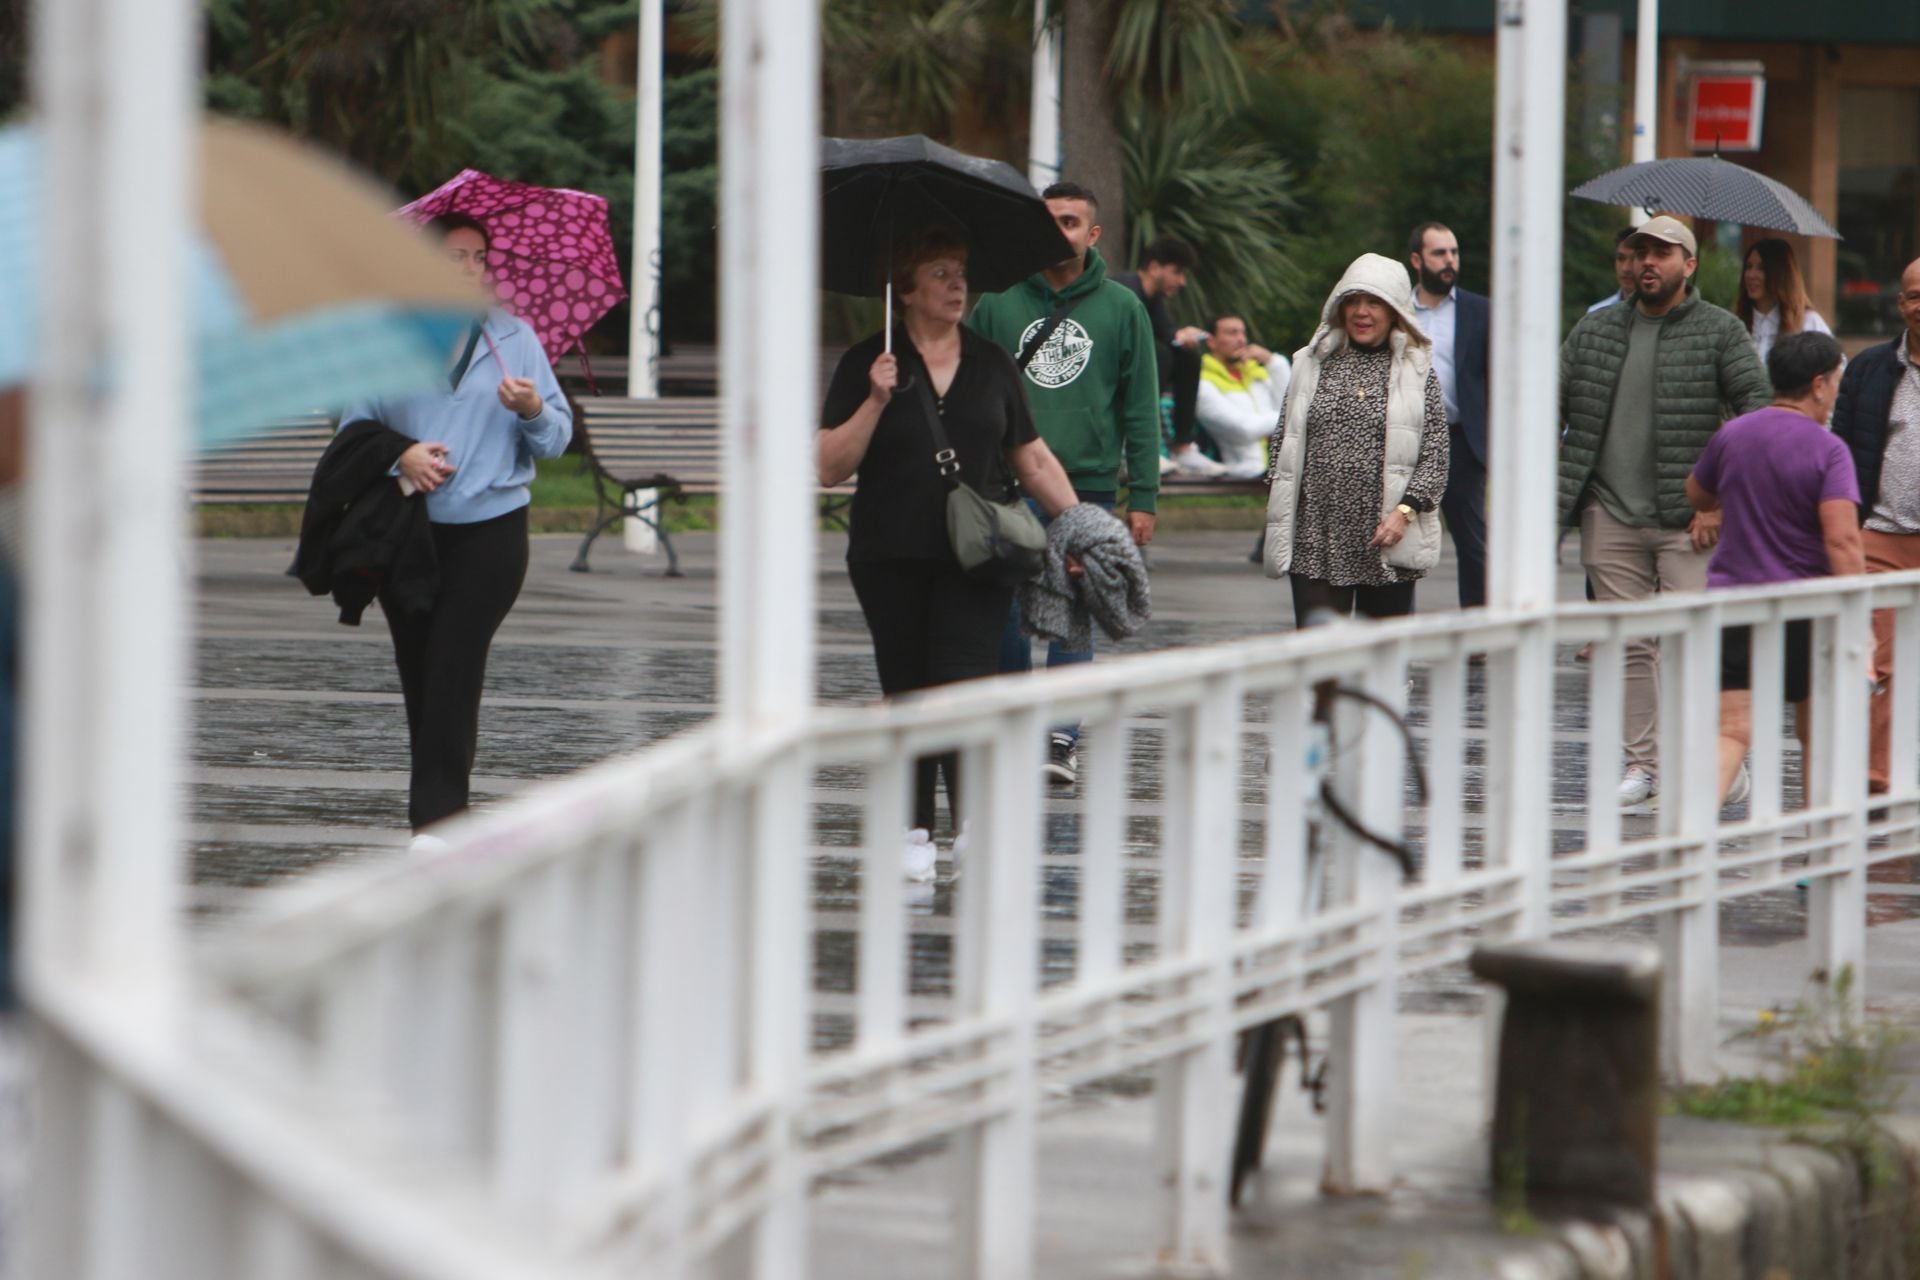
397,170,627,365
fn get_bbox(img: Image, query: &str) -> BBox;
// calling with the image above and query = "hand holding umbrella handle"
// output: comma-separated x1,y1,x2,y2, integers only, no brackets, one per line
868,352,902,405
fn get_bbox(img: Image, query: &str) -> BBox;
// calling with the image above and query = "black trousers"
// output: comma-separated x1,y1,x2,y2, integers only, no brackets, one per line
1289,575,1416,630
849,558,1013,834
380,507,529,831
1440,424,1487,610
1169,343,1202,448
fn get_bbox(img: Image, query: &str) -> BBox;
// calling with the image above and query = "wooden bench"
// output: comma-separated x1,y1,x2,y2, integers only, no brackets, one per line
559,345,848,399
191,414,335,505
571,396,854,577
1153,475,1267,500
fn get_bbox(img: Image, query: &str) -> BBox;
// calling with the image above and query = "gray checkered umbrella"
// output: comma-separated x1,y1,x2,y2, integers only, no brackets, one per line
1570,156,1841,239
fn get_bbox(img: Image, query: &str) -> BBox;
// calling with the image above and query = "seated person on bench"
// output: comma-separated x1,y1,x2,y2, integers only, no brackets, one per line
1195,312,1290,481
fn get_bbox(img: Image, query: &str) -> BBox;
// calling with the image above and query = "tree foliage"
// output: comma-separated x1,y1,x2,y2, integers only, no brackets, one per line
1120,108,1304,341
201,0,575,189
1104,0,1246,110
659,69,717,343
196,0,725,345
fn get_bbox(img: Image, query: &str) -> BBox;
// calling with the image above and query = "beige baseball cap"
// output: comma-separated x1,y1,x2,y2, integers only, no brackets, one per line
1626,214,1697,257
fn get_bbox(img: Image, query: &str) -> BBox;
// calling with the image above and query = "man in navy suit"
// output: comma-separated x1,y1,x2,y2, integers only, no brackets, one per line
1409,222,1491,609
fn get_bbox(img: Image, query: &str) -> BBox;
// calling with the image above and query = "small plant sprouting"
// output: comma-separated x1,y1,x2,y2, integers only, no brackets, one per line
1495,1101,1539,1236
1670,966,1907,1129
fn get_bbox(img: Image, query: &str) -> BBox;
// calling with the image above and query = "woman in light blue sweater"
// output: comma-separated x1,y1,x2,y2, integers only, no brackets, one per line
337,212,572,838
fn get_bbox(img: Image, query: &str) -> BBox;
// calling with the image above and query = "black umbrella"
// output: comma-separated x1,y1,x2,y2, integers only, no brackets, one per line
1570,156,1841,239
822,134,1073,353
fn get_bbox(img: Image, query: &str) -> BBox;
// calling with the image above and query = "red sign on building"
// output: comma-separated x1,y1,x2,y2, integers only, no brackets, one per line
1689,74,1766,152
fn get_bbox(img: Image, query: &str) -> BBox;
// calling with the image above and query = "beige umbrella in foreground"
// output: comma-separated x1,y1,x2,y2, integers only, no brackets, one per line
4,116,482,444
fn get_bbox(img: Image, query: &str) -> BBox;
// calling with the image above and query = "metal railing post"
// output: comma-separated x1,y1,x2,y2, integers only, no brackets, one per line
716,0,819,1269
1658,607,1723,1080
22,0,195,1010
1810,594,1872,1014
1151,674,1240,1262
952,709,1044,1279
1322,646,1404,1194
25,0,196,1270
718,0,818,741
1485,0,1565,1134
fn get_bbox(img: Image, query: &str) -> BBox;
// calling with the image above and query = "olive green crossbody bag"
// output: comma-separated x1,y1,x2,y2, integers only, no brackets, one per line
905,357,1047,587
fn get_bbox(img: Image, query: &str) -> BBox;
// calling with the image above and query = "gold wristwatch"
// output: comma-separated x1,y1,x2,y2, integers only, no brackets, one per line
1394,502,1415,519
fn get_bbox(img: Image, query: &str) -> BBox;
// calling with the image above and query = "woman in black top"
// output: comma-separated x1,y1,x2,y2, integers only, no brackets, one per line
819,225,1081,882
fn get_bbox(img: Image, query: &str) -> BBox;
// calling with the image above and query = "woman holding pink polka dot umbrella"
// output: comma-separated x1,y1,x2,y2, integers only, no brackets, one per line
398,170,628,372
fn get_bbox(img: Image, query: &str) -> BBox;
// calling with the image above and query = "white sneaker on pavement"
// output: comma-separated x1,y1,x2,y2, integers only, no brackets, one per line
1170,445,1229,478
1045,733,1079,786
903,827,937,883
1723,762,1752,810
1617,766,1657,809
408,832,449,857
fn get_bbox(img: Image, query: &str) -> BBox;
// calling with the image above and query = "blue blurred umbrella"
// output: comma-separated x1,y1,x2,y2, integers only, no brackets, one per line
0,119,478,447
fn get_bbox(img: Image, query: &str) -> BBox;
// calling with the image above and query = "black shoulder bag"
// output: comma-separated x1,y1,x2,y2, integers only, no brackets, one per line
905,354,1048,587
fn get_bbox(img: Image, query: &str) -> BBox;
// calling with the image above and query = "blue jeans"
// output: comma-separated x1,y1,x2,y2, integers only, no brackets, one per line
999,491,1114,744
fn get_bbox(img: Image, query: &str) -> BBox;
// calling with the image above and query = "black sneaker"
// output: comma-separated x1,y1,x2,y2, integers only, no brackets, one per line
1046,733,1079,786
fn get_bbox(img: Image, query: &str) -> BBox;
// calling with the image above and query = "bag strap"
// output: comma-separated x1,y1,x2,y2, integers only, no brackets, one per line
1013,290,1089,374
904,349,962,488
904,345,1023,498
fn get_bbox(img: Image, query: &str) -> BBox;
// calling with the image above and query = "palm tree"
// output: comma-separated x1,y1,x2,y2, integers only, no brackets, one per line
202,0,559,188
1057,0,1247,257
1120,107,1304,340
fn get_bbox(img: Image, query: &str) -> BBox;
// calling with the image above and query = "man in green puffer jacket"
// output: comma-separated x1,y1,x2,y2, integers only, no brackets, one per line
1558,215,1771,810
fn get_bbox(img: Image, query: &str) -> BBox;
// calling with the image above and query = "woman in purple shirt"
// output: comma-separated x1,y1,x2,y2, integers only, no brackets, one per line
1687,331,1864,807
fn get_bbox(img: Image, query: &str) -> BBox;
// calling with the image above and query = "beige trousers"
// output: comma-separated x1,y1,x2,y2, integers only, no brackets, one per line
1864,528,1920,791
1580,503,1710,776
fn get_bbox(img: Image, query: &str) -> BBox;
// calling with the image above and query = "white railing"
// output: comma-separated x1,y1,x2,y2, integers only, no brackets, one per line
30,570,1916,1278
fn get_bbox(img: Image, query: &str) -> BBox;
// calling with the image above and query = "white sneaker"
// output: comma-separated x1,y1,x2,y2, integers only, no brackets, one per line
408,832,449,857
1723,762,1752,810
1158,452,1179,477
903,827,937,883
1617,767,1657,809
1170,445,1229,478
1045,733,1079,786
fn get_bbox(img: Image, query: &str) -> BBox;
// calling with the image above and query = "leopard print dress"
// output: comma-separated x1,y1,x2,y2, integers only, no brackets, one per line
1267,344,1448,587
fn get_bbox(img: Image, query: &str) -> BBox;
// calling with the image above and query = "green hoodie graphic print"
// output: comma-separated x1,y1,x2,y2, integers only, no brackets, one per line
968,246,1162,512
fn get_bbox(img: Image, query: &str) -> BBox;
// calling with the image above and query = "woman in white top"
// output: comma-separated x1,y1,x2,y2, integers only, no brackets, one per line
1737,237,1831,365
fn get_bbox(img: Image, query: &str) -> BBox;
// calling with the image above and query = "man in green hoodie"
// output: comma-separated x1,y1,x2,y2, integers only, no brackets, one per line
971,181,1161,785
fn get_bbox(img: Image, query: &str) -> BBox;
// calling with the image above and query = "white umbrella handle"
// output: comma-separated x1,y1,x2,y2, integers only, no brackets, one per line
885,281,892,355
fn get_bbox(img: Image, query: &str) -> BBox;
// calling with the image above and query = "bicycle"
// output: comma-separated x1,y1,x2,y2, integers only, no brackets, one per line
1229,678,1426,1207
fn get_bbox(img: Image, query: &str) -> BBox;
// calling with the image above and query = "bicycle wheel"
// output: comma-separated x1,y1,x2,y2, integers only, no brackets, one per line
1230,1017,1287,1206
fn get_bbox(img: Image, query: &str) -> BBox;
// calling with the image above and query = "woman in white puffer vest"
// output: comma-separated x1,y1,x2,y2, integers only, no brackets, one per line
1262,252,1450,628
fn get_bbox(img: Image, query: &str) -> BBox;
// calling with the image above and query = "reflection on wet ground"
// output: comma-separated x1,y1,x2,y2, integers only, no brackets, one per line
192,534,1920,1050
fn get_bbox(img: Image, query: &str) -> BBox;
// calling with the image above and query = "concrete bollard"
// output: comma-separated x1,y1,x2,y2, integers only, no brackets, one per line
1469,942,1662,1208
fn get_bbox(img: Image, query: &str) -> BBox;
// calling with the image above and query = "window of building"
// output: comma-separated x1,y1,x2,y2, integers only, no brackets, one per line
1837,87,1920,336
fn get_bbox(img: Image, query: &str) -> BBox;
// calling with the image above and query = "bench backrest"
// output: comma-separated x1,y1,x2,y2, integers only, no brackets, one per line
576,397,726,493
576,396,853,497
191,414,336,505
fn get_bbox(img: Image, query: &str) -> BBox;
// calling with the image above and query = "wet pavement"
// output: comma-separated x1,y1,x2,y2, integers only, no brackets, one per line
190,528,1920,960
